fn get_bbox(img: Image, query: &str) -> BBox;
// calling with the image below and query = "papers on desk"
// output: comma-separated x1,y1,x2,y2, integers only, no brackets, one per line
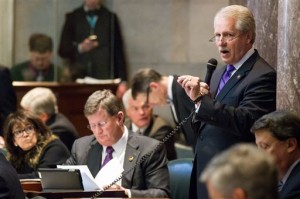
57,158,124,191
76,76,121,84
20,178,41,183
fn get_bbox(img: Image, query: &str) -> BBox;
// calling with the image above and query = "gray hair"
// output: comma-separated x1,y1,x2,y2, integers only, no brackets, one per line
84,89,123,117
214,5,256,44
20,87,58,116
201,143,278,199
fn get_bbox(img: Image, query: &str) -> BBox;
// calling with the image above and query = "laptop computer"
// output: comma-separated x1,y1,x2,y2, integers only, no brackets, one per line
38,168,84,192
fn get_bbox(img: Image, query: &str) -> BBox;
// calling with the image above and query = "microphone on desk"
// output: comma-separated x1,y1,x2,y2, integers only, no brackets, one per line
204,58,218,85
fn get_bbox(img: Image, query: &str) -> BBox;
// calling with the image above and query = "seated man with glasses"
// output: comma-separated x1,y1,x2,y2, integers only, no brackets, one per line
251,110,300,199
64,89,170,198
3,109,70,179
122,89,177,160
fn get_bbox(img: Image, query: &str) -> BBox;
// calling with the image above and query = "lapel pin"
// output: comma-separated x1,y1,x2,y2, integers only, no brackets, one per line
128,156,134,162
237,75,241,79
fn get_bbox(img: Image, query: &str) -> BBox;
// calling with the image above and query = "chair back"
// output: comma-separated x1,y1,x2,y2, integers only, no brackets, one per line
168,158,193,199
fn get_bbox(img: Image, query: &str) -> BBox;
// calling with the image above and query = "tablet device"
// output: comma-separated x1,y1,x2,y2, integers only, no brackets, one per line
38,168,84,192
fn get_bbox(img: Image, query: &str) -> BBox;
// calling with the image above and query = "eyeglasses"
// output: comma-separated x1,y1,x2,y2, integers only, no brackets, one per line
87,121,108,131
209,33,242,43
13,125,35,138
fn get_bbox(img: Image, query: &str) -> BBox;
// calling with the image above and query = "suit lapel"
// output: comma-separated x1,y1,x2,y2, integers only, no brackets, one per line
143,118,154,137
170,76,179,122
215,69,246,101
122,132,140,186
215,51,259,101
281,161,300,193
210,66,226,98
79,7,93,32
87,141,103,177
197,51,259,133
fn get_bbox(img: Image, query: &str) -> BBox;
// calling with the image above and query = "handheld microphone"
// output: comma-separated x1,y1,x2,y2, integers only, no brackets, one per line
204,58,218,85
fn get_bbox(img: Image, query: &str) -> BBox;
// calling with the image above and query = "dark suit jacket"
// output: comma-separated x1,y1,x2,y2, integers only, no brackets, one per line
65,131,170,198
0,153,25,199
10,61,62,82
190,50,277,199
125,115,177,160
0,66,17,136
280,161,300,199
46,113,79,151
58,5,127,81
172,76,196,147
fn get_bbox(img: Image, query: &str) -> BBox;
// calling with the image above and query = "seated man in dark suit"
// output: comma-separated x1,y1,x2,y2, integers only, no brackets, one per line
20,87,79,151
122,89,176,160
251,110,300,199
0,152,25,198
64,89,170,198
11,33,66,82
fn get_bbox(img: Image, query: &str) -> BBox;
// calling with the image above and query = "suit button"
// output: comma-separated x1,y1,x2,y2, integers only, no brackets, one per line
199,135,204,140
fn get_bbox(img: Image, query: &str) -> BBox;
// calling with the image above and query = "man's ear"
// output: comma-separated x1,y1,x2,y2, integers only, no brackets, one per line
149,82,159,90
245,33,253,44
287,138,297,153
116,111,124,125
232,187,247,199
39,112,49,123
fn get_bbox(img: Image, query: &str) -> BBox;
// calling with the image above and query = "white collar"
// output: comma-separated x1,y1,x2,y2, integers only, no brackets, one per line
104,126,128,157
167,75,174,103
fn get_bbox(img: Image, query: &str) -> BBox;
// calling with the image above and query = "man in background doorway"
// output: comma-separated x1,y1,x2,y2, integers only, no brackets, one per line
58,0,127,99
11,33,65,82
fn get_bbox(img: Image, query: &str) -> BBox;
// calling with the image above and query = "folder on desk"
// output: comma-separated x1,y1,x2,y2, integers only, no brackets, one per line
38,168,84,192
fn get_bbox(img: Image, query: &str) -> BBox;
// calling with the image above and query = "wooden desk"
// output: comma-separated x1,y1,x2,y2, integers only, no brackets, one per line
21,179,127,198
25,190,127,199
13,82,118,137
21,180,168,199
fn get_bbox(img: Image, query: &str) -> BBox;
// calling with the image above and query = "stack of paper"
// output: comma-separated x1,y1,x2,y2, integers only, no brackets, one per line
57,158,124,191
75,77,121,84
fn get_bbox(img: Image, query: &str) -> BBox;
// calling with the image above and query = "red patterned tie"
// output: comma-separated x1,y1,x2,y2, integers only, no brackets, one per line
217,64,236,95
101,146,114,168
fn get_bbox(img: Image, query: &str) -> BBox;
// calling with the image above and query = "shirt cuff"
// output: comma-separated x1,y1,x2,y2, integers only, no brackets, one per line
126,189,132,198
195,102,201,113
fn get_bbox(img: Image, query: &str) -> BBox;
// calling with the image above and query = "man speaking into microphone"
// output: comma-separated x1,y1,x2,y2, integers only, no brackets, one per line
178,5,276,199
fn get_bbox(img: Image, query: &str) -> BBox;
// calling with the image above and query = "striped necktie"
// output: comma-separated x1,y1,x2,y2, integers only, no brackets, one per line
217,64,235,95
101,146,114,168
